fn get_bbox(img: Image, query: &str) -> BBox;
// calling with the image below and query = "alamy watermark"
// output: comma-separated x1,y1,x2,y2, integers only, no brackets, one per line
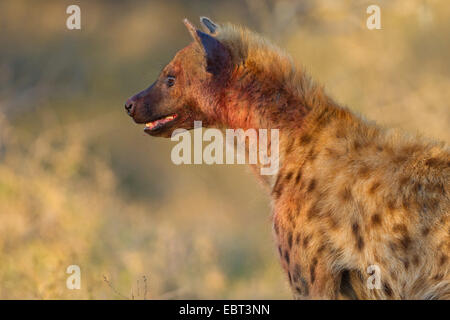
366,5,381,30
171,121,279,176
66,5,81,30
366,264,382,290
66,265,81,290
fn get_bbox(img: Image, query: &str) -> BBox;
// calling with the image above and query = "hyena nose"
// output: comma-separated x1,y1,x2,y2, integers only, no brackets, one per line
124,98,136,116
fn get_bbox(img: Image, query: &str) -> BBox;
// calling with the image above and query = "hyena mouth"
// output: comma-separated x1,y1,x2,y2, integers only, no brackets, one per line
144,114,178,133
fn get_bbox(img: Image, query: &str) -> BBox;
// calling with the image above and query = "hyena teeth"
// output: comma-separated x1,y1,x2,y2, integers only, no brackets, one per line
146,115,176,129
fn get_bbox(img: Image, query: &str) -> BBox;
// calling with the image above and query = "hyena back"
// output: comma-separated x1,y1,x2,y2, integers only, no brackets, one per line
125,17,450,299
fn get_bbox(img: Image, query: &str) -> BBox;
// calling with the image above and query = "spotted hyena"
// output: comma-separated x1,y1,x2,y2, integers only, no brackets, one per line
125,17,449,299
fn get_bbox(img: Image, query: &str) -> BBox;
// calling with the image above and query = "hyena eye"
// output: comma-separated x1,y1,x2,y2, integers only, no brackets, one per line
166,75,175,87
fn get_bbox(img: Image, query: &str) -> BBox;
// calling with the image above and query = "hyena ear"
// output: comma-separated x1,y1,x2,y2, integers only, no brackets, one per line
183,18,230,76
200,16,218,34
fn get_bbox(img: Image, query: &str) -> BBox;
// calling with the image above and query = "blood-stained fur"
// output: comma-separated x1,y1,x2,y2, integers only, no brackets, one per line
126,17,450,299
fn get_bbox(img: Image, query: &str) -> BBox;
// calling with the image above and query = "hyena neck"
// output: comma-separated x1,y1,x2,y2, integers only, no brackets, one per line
212,63,343,134
208,64,349,188
213,70,312,131
197,24,362,188
204,23,345,137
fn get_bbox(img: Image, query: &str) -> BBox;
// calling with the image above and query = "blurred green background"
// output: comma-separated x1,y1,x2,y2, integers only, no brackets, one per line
0,0,448,299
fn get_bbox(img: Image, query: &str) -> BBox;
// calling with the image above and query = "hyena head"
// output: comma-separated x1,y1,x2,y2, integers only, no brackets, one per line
125,17,232,137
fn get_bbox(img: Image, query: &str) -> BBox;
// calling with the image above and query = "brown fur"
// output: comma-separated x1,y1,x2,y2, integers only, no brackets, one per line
126,18,450,299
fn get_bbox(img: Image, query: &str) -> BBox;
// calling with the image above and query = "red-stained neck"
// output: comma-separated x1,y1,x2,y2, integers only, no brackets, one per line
207,66,320,132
